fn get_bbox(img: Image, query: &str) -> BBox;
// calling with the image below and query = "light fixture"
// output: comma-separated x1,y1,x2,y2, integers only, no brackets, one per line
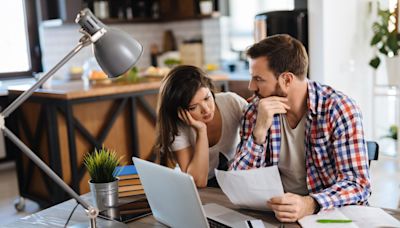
0,8,142,228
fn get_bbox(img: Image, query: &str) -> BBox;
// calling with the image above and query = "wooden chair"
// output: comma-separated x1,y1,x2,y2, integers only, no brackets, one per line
366,141,379,166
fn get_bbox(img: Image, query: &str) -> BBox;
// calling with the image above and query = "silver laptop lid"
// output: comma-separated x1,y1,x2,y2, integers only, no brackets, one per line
132,157,209,228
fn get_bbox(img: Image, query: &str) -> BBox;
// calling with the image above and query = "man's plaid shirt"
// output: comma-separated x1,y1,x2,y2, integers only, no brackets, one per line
230,81,371,210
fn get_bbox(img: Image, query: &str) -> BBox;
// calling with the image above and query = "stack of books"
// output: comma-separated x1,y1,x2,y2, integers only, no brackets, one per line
114,165,145,197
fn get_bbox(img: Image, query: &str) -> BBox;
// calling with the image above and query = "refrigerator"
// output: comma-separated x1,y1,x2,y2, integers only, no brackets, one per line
254,9,308,51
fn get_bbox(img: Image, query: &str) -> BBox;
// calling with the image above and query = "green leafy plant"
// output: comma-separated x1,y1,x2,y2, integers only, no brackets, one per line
369,9,400,69
164,58,181,68
383,124,398,140
126,67,139,82
115,67,141,83
83,146,123,183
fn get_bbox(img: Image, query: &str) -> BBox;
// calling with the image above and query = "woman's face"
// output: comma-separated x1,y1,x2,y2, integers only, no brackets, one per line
187,87,215,123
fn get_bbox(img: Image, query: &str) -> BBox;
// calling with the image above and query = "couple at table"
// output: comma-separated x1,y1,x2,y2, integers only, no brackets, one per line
152,34,370,222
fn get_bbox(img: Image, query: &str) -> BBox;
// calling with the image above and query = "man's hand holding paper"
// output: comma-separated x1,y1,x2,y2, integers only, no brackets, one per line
215,166,284,211
268,193,317,222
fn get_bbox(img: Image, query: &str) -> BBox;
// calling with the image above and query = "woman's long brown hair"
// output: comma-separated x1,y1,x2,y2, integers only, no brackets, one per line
152,65,215,166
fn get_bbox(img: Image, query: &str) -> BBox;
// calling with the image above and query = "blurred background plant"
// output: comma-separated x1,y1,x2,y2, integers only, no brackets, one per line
383,124,398,140
114,66,142,83
164,58,181,68
369,8,400,69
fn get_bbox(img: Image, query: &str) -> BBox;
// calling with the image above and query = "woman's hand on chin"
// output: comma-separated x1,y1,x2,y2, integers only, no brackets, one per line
178,108,207,131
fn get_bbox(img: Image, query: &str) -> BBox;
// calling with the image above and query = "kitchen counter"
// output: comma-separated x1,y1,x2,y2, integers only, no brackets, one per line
0,78,36,96
8,74,229,99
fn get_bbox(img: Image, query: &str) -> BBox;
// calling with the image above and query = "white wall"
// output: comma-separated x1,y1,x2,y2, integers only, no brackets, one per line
40,19,223,79
308,0,375,139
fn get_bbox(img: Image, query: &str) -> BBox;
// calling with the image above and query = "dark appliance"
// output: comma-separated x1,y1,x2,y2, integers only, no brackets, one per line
254,10,308,51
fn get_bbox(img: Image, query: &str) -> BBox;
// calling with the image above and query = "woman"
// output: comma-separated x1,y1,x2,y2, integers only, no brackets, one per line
153,65,247,187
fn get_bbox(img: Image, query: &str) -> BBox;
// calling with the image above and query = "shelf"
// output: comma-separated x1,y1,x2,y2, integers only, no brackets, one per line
374,85,399,97
101,18,162,24
100,14,216,24
80,0,222,24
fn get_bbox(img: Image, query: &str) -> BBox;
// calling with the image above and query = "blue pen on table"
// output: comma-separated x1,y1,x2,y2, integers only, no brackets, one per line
317,219,353,223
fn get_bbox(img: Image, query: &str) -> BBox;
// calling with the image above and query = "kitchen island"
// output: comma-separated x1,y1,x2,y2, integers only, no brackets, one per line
7,75,228,208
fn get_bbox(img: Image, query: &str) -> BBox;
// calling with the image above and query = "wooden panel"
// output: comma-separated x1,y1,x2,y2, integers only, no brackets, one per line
58,108,71,187
159,0,196,20
73,100,132,193
175,0,196,19
18,102,51,200
16,94,158,198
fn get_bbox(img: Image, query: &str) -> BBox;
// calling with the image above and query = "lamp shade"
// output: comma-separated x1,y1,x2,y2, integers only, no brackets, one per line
94,27,143,78
76,8,143,78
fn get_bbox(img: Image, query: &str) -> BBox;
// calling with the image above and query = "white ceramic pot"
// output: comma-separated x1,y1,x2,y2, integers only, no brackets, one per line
386,55,400,87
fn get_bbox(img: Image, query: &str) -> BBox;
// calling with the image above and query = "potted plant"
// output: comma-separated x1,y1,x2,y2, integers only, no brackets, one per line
84,146,123,211
369,8,400,86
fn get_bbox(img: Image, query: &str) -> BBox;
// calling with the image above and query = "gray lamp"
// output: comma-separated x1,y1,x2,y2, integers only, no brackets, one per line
0,8,142,228
76,9,143,77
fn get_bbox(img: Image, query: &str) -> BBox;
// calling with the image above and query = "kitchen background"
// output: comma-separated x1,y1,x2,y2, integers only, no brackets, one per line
0,0,399,224
38,0,398,153
41,18,224,79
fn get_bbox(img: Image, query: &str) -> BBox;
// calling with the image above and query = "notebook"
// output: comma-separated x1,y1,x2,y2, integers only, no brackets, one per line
299,205,400,228
132,157,265,228
99,196,152,223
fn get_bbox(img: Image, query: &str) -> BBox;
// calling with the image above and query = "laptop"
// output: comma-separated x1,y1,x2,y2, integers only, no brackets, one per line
132,157,258,228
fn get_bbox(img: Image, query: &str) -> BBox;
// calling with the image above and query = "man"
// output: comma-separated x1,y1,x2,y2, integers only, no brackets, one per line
230,34,370,222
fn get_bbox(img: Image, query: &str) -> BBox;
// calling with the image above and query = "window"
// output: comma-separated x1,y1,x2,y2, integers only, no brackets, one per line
0,0,42,78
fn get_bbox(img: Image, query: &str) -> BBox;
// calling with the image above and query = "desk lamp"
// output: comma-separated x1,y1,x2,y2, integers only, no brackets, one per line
0,8,142,228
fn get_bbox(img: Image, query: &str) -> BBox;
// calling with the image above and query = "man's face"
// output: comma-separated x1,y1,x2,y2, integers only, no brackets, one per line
248,57,287,98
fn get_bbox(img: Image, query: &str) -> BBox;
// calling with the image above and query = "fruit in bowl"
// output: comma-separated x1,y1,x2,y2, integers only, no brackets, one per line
144,66,170,77
89,70,108,80
89,70,112,85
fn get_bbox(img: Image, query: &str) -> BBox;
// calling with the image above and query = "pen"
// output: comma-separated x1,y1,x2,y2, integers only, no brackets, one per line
317,219,353,223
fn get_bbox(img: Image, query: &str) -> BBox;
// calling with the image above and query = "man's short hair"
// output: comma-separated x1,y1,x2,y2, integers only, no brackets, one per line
246,34,308,79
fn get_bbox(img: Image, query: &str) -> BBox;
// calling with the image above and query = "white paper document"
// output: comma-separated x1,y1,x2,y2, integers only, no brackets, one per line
298,205,400,228
215,166,284,211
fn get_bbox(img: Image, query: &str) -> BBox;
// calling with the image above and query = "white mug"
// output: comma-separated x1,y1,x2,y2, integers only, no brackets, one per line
200,1,213,15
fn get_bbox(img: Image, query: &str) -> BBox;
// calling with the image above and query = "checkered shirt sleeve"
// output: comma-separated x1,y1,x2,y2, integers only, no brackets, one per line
230,98,269,170
309,96,370,210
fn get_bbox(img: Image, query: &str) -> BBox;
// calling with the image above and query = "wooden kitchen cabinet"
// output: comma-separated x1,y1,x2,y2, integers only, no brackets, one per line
40,0,219,24
82,0,218,23
159,0,196,20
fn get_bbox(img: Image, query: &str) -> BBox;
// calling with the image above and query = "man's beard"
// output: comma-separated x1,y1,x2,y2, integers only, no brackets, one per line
255,83,287,98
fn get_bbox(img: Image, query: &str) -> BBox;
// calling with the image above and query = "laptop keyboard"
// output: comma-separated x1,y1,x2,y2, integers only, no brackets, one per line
207,218,232,228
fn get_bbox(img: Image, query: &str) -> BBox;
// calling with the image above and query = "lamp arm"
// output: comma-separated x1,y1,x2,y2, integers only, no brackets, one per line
1,37,91,119
1,126,99,219
0,34,99,224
